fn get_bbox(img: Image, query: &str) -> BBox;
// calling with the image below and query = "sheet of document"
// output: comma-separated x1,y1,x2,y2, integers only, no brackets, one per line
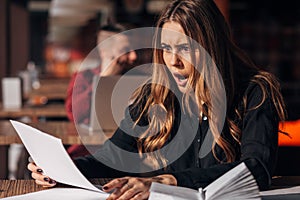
10,120,105,193
260,186,300,196
1,188,109,200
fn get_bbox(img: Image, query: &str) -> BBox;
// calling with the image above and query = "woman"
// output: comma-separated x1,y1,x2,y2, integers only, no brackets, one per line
28,0,286,199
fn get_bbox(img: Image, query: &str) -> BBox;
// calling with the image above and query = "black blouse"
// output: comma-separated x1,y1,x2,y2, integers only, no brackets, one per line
74,82,279,191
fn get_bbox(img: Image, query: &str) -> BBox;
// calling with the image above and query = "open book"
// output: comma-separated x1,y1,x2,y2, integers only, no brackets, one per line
149,162,261,200
9,120,109,200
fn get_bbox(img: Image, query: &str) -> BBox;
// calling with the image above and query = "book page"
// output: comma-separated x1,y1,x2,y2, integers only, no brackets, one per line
148,163,260,200
149,192,191,200
203,162,260,200
149,182,201,200
203,162,247,198
10,120,104,193
260,186,300,196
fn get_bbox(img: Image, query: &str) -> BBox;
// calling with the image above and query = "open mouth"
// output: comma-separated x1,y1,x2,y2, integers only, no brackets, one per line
173,72,188,87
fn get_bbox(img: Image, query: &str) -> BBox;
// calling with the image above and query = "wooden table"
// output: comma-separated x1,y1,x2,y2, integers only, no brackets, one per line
26,78,69,101
0,177,300,198
0,180,42,198
0,179,111,198
0,104,67,122
0,120,114,145
0,77,69,122
0,120,114,179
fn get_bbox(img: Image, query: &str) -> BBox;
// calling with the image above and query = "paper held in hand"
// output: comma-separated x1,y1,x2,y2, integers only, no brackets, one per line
149,162,261,200
9,120,109,199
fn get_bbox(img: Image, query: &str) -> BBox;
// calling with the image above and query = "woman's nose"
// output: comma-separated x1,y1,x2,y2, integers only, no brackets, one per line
170,52,180,66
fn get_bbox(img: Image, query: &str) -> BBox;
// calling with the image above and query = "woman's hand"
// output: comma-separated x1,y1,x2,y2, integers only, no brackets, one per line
27,162,56,187
102,174,177,200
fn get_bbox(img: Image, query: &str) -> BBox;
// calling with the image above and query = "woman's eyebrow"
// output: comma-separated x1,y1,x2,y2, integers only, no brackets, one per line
175,43,189,48
160,42,169,46
160,42,189,47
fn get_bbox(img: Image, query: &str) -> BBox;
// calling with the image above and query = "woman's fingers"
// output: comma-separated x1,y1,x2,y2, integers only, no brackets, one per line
31,172,56,184
27,162,56,187
31,171,56,186
108,187,149,200
104,175,176,200
131,191,150,200
103,177,128,192
107,183,139,200
27,162,43,173
35,179,56,188
104,177,151,200
112,187,139,200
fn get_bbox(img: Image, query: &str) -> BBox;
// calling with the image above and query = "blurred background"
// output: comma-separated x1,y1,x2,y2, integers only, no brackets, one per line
0,0,299,119
0,0,299,178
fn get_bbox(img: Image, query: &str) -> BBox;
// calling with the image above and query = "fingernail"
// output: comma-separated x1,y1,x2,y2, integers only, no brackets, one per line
37,169,43,173
103,186,108,190
44,177,49,182
49,180,56,184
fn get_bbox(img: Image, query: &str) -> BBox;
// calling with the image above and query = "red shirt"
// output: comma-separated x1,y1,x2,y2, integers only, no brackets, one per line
65,67,101,124
65,67,100,158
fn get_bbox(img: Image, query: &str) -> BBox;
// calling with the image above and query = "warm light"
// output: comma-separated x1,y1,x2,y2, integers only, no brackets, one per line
279,120,300,146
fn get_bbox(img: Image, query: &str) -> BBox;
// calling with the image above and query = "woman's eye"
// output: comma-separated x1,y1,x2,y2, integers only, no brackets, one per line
180,46,190,53
161,45,172,52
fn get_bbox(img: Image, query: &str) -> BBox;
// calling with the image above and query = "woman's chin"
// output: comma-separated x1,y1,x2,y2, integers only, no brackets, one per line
177,85,187,93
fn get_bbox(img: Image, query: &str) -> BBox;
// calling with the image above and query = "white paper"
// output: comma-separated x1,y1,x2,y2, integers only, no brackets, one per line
149,182,200,200
1,188,109,200
149,163,261,200
203,162,259,200
149,192,191,200
10,120,105,193
260,186,300,196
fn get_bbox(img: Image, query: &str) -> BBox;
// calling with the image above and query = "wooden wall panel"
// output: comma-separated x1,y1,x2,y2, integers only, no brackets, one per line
0,0,8,100
10,4,29,76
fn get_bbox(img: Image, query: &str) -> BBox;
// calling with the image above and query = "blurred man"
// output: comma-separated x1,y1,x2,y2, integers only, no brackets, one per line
65,24,137,158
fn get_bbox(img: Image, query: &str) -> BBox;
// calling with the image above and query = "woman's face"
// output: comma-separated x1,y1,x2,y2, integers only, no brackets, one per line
161,21,194,93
